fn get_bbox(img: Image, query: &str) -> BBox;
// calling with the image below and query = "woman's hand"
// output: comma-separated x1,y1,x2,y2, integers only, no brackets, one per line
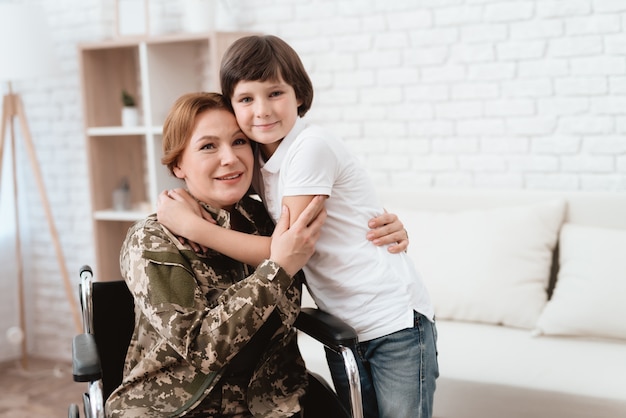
366,210,409,254
269,195,327,277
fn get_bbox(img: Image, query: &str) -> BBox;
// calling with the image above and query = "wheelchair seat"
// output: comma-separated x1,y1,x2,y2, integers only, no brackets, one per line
69,266,361,418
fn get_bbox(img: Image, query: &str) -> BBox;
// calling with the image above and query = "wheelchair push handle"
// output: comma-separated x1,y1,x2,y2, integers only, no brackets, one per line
80,265,93,277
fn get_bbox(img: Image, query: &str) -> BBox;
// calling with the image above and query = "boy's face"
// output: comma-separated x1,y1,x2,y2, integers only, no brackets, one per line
230,77,302,157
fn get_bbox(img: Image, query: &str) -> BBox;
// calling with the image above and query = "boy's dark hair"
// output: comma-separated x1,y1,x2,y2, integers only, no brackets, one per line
220,35,314,117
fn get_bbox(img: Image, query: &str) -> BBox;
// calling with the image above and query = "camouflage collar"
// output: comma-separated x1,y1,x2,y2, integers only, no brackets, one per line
194,196,253,231
196,200,232,229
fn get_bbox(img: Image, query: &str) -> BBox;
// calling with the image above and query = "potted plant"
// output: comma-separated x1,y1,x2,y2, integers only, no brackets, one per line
121,89,139,127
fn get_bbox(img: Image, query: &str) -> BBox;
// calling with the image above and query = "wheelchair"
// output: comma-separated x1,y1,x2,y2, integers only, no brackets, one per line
69,265,363,418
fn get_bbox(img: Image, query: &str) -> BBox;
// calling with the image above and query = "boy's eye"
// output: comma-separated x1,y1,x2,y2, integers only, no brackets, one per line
270,91,282,97
240,97,252,103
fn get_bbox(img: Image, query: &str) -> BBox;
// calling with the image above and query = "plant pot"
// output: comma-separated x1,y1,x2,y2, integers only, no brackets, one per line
122,106,139,127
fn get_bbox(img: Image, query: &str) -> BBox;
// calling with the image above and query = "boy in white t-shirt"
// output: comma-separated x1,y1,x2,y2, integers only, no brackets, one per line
159,36,438,418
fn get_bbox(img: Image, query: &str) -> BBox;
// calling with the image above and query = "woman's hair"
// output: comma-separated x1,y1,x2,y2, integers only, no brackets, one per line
161,92,232,175
220,35,314,117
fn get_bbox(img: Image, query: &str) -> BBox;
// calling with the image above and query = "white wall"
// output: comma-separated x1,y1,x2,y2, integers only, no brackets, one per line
1,0,625,361
0,136,21,361
0,0,111,361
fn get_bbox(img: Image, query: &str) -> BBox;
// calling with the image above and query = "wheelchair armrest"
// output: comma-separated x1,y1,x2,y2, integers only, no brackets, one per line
295,307,358,353
72,333,102,382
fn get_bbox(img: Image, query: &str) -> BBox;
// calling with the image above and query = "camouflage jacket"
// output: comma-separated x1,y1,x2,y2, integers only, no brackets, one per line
106,195,307,417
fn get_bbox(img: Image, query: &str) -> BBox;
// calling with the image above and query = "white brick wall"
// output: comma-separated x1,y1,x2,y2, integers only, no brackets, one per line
0,0,110,362
1,0,625,361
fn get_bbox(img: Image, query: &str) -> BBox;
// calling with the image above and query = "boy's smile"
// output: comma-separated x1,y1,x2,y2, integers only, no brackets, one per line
252,121,280,131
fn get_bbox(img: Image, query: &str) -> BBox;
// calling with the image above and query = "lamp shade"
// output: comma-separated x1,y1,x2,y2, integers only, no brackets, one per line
0,3,59,82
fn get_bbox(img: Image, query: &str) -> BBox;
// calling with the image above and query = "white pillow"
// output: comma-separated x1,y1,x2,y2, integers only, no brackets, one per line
399,200,565,329
535,223,626,341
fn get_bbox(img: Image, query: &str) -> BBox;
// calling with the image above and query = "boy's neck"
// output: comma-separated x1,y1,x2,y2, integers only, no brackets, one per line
259,140,282,161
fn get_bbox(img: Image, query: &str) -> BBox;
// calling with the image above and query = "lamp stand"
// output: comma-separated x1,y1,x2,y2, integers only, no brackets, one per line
0,82,81,369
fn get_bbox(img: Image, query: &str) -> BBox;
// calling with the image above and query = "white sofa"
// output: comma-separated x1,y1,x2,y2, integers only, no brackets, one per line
299,188,626,418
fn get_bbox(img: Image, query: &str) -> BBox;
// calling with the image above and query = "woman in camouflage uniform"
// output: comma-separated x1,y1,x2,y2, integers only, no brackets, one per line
106,92,326,417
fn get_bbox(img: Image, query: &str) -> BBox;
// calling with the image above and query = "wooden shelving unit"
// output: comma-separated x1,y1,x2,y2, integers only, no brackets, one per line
79,32,253,280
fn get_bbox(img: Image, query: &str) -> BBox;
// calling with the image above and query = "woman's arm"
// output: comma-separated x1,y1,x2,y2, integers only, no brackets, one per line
120,218,271,371
121,203,324,372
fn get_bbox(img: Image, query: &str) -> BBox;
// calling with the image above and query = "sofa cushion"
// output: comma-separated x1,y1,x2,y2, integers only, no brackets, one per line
400,200,565,329
435,319,626,402
535,223,626,341
434,377,626,418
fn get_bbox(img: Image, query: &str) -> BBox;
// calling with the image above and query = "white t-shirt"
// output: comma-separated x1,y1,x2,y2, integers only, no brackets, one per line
254,118,434,341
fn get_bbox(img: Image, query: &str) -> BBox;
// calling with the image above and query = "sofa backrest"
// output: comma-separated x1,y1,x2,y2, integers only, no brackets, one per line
377,188,626,309
377,188,626,229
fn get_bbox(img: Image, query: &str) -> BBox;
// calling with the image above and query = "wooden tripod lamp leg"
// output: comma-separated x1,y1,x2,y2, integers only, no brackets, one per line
0,94,10,192
1,90,83,368
13,94,83,335
1,92,29,368
9,101,28,369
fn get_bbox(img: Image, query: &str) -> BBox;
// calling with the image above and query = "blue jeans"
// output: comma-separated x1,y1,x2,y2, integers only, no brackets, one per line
325,312,439,418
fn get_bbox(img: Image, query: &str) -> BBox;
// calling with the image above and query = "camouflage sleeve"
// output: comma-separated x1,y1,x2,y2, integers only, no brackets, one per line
120,217,296,374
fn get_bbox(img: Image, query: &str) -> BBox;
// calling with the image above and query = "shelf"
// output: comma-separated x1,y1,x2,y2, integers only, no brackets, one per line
94,209,150,222
80,31,256,280
87,126,163,136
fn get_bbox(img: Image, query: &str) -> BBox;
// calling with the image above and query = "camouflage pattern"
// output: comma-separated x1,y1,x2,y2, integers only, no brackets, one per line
106,195,307,417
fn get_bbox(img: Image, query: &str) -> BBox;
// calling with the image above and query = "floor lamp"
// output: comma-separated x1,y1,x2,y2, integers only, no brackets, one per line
0,3,81,368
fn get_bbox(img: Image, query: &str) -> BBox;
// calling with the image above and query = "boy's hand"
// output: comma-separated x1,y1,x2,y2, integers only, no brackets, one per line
157,188,215,253
367,210,409,254
270,195,327,277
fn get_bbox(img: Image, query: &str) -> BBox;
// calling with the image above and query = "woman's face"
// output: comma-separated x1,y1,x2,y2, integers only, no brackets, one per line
173,109,254,210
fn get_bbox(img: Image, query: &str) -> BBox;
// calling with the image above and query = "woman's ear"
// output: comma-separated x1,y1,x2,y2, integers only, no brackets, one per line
173,165,185,180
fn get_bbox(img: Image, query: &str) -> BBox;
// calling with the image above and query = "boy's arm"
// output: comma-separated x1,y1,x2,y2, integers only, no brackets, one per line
157,189,270,266
180,216,272,266
282,195,319,228
158,190,406,265
157,190,327,266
